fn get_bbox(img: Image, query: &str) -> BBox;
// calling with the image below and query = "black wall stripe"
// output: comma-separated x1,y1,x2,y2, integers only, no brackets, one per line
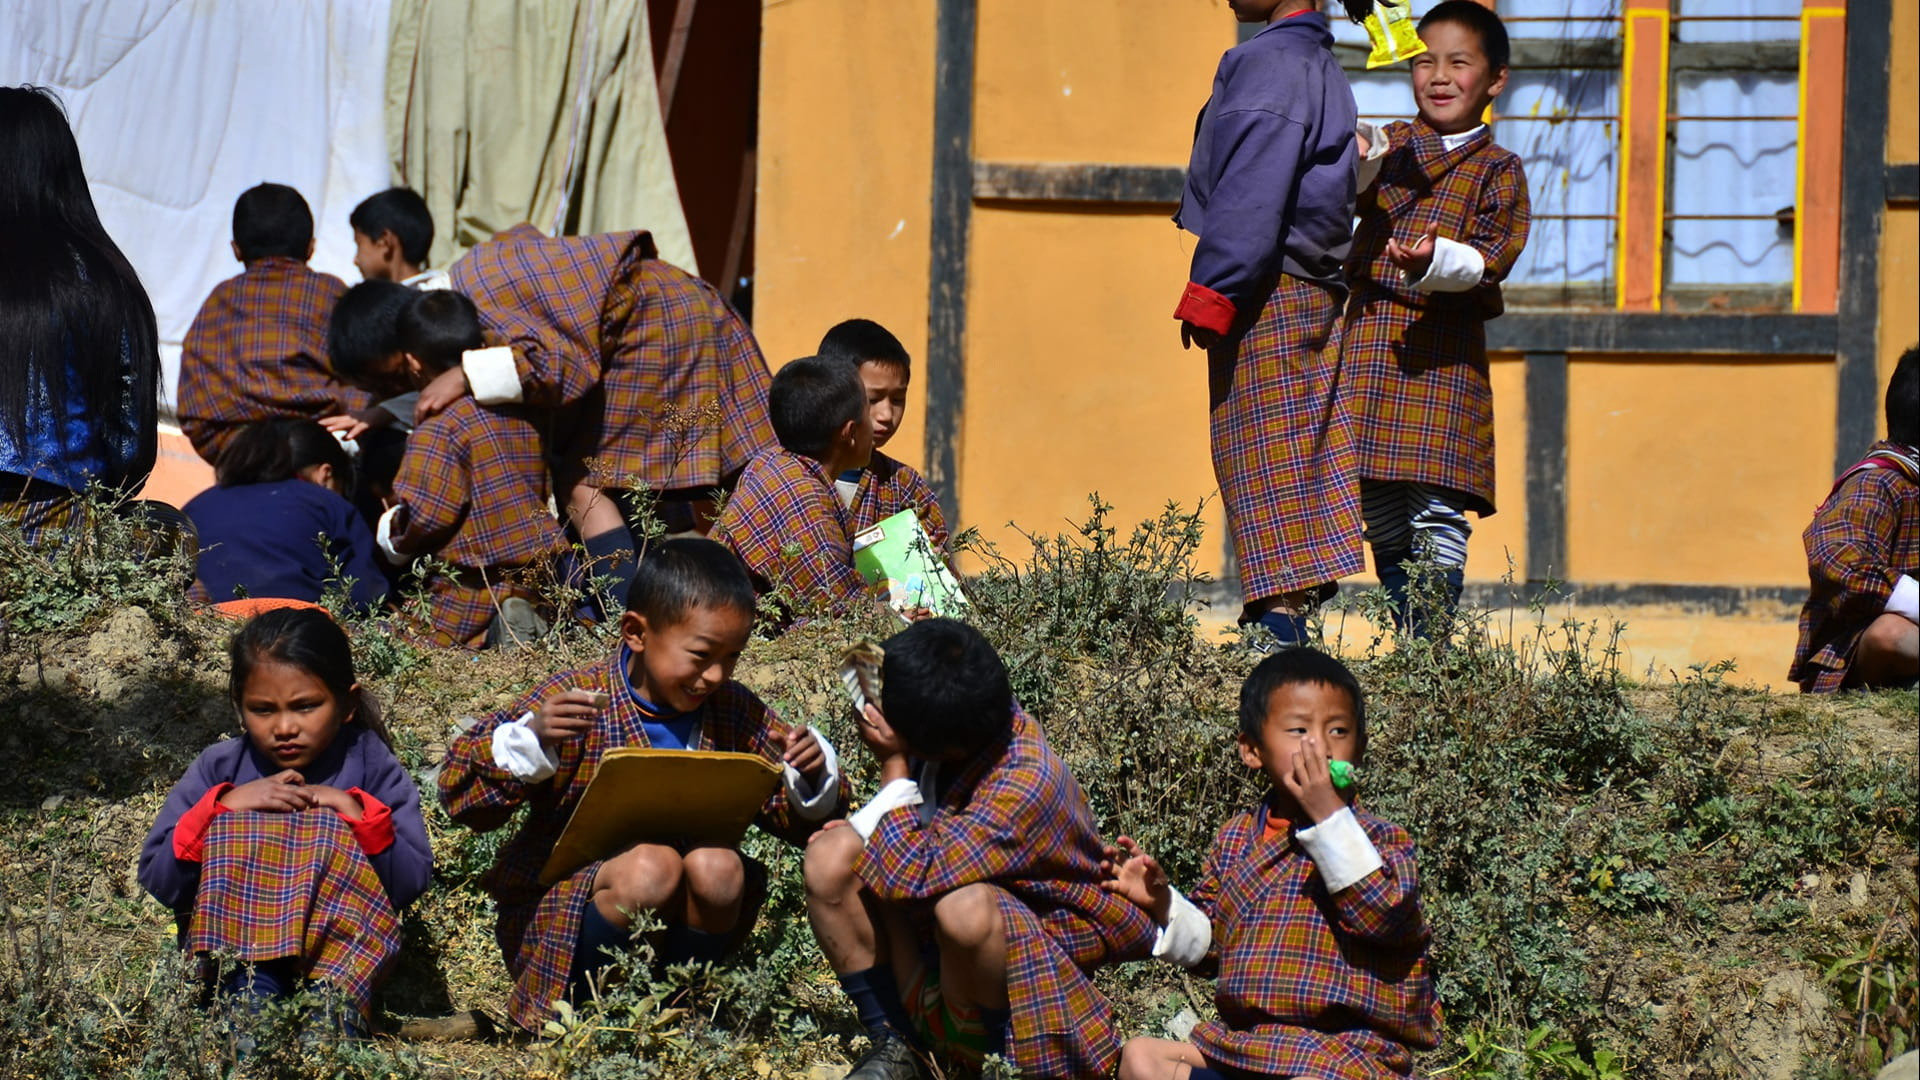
924,0,977,531
1835,0,1891,473
1523,351,1569,584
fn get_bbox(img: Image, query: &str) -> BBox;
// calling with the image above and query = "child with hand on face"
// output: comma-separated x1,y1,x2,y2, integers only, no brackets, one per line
138,608,432,1031
437,539,847,1033
1104,649,1437,1080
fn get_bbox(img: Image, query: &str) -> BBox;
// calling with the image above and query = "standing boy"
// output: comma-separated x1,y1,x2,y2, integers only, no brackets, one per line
817,318,951,549
1790,347,1920,691
1174,0,1365,646
439,539,844,1031
1105,648,1439,1079
177,183,369,465
1342,1,1531,630
805,619,1158,1079
371,290,571,647
710,356,875,617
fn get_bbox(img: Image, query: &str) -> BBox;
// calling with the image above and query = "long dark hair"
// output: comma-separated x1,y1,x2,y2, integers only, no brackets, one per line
215,419,354,490
0,86,159,486
228,607,390,748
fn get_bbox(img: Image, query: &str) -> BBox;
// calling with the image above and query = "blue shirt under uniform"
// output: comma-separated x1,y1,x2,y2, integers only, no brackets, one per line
617,644,701,749
184,479,387,610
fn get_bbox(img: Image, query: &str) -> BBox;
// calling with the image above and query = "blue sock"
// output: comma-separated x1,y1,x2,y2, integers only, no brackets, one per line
582,527,638,617
660,924,731,966
222,958,296,1001
978,1005,1013,1056
838,965,916,1042
1255,610,1311,646
568,903,630,999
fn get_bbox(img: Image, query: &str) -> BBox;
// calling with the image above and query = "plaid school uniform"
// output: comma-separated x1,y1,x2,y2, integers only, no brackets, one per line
176,258,365,464
1790,441,1920,692
1186,800,1438,1079
857,709,1158,1078
1209,278,1364,600
848,451,950,550
189,812,403,1015
439,650,831,1031
1341,120,1531,515
711,447,870,613
388,397,570,644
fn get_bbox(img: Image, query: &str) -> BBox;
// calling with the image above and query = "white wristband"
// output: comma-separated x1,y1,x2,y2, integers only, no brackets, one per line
1888,574,1919,622
1296,806,1386,893
375,504,408,565
462,345,523,405
848,778,923,840
491,711,558,782
1410,236,1487,293
1151,886,1212,968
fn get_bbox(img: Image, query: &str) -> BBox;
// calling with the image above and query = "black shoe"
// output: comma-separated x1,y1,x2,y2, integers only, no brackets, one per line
847,1032,928,1080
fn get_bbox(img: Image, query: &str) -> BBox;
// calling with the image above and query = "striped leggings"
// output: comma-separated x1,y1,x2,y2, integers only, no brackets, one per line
1360,480,1472,569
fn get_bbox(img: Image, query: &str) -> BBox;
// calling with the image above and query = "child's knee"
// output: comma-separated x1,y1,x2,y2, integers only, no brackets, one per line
1864,612,1919,655
680,846,745,905
595,843,683,914
931,882,1004,952
803,824,864,898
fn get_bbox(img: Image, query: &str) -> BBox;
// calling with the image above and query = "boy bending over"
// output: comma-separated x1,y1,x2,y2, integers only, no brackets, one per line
1790,346,1920,691
1106,648,1438,1080
817,319,950,549
439,539,846,1031
805,619,1157,1079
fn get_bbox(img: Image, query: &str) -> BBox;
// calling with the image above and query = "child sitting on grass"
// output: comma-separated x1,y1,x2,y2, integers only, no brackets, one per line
711,355,875,617
138,608,432,1033
1104,648,1438,1080
816,318,950,549
437,539,846,1033
804,619,1157,1079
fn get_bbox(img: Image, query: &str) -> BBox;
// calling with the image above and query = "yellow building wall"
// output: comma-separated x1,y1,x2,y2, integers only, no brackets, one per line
1564,358,1836,585
1472,355,1529,582
1888,0,1917,164
1882,5,1919,431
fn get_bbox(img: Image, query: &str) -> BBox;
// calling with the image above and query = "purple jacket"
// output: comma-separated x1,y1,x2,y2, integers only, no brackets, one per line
1176,12,1359,322
138,722,433,912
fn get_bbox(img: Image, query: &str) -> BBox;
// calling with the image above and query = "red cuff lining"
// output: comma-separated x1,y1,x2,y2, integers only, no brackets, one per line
171,784,234,862
1174,283,1237,336
344,787,396,856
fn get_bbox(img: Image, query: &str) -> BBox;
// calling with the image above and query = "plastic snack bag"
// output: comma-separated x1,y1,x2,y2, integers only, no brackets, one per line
1364,0,1426,69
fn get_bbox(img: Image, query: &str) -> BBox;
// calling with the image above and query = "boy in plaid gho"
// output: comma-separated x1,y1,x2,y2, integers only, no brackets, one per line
1105,649,1437,1080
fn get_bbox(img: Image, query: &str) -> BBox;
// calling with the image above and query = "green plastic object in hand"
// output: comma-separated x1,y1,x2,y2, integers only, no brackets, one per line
1329,759,1357,789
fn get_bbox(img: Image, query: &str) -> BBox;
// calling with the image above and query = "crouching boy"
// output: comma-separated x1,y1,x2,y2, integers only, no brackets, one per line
1105,648,1438,1080
805,619,1157,1079
438,540,846,1031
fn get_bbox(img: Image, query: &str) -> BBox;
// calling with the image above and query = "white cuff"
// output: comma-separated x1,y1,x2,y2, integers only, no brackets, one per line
1151,887,1212,968
1410,236,1486,293
1296,806,1385,893
491,711,558,783
1355,120,1391,191
783,725,844,821
848,778,922,840
1889,574,1920,622
375,504,409,565
462,346,523,405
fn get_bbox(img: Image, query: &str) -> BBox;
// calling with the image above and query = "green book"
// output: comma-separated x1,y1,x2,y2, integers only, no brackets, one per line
852,510,969,618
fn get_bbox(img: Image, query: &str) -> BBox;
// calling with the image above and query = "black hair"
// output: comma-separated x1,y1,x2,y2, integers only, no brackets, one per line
817,318,912,374
348,187,434,267
397,290,484,374
231,182,315,263
1418,0,1511,72
626,537,759,624
0,86,159,489
1236,648,1369,762
770,355,865,459
328,279,414,387
216,419,353,490
229,607,389,747
1889,346,1920,446
284,418,353,486
879,619,1014,761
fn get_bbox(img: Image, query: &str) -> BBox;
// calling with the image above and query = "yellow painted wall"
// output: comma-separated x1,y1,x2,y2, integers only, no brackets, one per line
1564,358,1836,585
1888,0,1918,164
1470,355,1529,582
1882,4,1919,438
754,0,936,469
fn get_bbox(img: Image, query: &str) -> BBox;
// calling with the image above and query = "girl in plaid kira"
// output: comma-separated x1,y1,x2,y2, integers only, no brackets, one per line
138,608,433,1033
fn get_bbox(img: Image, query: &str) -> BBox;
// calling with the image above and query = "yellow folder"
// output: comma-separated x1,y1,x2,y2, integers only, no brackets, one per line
538,747,783,886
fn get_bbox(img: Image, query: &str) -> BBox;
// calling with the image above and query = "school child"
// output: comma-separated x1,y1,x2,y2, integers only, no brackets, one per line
376,290,573,649
1173,0,1367,647
804,619,1158,1079
137,608,433,1028
710,356,874,615
349,187,450,292
816,319,951,550
1342,1,1531,630
1103,648,1439,1080
184,419,386,611
1791,347,1920,691
176,183,373,465
444,224,775,605
438,539,845,1031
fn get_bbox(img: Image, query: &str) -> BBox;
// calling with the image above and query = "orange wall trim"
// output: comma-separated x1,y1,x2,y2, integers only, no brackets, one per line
1616,0,1670,311
1795,3,1847,312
